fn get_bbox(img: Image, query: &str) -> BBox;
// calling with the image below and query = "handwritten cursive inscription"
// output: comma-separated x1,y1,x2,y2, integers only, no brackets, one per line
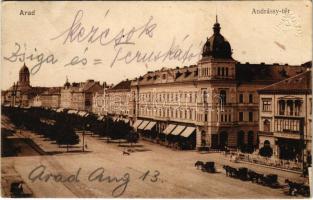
3,42,58,75
28,164,160,197
51,10,157,47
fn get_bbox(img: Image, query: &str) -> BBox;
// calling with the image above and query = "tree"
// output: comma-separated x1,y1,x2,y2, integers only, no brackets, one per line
126,129,139,147
56,123,80,152
259,146,273,157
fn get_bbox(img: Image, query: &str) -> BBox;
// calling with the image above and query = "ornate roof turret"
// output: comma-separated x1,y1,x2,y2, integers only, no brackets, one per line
202,16,232,59
19,63,30,75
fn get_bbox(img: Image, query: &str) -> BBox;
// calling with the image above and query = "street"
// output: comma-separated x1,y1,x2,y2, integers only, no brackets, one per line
1,133,305,198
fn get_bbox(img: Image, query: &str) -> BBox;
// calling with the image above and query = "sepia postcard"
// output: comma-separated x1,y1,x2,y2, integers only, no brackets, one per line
1,0,312,198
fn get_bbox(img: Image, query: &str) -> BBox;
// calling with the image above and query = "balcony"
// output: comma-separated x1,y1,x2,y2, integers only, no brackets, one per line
273,132,301,140
258,131,273,136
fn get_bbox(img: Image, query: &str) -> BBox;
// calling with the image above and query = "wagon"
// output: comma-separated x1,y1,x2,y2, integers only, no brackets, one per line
201,162,216,173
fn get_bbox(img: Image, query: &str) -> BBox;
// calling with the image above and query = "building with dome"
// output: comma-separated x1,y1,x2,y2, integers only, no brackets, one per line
2,63,48,107
127,18,311,150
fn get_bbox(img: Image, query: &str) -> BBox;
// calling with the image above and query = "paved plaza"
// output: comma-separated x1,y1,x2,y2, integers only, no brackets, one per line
1,130,307,198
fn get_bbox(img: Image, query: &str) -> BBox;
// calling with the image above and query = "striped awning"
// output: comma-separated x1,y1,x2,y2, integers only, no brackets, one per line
97,116,104,121
56,108,64,112
170,125,186,136
180,127,196,138
132,120,143,129
137,120,150,130
144,121,156,130
68,110,78,114
163,124,176,135
78,111,88,117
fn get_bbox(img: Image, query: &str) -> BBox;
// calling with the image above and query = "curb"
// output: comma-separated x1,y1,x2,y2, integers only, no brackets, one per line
238,160,302,174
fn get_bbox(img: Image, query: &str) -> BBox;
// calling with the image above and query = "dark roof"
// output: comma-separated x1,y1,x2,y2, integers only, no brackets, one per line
236,63,308,83
201,18,232,59
42,87,62,95
19,63,30,74
258,70,312,94
109,80,131,91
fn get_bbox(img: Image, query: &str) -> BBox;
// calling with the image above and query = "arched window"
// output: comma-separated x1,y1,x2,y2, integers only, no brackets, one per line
221,68,225,76
264,140,270,147
226,68,229,76
220,90,227,105
263,119,271,132
237,131,245,147
248,131,254,146
279,100,285,115
220,131,228,149
218,67,221,76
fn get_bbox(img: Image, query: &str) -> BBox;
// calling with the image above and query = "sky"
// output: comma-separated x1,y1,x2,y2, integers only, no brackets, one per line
1,1,312,90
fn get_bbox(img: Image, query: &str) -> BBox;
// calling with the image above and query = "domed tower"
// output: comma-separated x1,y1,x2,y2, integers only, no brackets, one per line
198,16,236,80
18,63,30,87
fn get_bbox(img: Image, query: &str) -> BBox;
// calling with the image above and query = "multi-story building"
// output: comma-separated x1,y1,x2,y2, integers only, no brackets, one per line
258,69,312,163
106,79,132,122
40,87,62,108
92,82,112,116
60,79,104,112
129,19,310,150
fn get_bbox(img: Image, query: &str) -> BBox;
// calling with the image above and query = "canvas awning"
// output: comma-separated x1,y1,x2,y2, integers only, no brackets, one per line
137,120,150,130
56,108,64,112
78,111,88,117
170,125,186,136
180,127,196,138
97,116,104,121
163,124,177,135
123,119,130,124
132,120,143,129
68,110,78,114
144,121,156,130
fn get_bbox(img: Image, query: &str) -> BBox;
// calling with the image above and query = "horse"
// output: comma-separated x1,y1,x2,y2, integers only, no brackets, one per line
194,161,204,169
223,165,231,176
285,179,308,196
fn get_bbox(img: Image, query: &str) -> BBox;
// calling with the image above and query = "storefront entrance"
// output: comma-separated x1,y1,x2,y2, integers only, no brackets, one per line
278,138,303,161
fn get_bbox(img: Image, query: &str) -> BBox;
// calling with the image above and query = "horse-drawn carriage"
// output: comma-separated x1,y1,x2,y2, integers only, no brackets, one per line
285,179,310,197
259,174,280,188
10,181,32,198
195,161,216,173
201,162,216,173
223,165,280,188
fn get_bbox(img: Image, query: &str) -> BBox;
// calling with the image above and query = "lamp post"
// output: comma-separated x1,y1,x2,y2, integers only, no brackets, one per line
83,123,90,152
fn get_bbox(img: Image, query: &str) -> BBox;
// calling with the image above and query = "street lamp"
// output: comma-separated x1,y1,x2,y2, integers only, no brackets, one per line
83,123,90,152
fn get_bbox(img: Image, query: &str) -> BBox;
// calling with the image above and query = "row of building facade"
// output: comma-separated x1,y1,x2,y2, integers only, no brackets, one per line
2,19,312,163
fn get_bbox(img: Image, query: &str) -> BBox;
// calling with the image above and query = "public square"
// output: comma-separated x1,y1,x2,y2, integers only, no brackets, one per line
1,125,306,198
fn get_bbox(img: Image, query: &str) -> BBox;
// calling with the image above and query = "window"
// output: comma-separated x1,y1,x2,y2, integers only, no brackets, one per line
202,89,208,103
279,100,285,115
205,113,208,122
221,68,225,76
310,99,312,114
249,94,253,103
249,112,253,122
220,90,227,105
262,98,272,111
226,68,229,76
218,67,221,76
239,112,244,122
239,94,244,103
